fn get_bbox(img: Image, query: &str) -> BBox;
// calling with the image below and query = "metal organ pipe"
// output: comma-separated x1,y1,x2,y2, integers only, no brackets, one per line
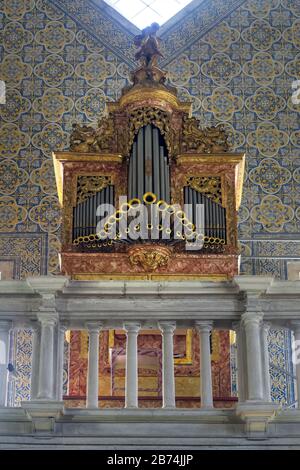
145,124,153,193
128,124,170,203
159,146,166,202
153,127,160,198
183,186,227,243
164,157,170,204
137,127,144,201
131,142,137,201
72,185,115,241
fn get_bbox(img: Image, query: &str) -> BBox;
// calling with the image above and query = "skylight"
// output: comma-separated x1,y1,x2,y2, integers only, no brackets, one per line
103,0,194,30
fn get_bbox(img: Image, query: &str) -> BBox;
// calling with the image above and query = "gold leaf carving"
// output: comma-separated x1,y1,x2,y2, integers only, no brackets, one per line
186,176,222,204
77,175,111,204
128,244,172,271
181,116,229,154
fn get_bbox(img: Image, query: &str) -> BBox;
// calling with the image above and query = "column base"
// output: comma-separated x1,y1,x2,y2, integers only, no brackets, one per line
21,400,64,433
236,401,279,439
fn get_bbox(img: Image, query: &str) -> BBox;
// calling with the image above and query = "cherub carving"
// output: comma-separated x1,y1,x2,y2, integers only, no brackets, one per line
69,123,97,152
134,22,163,67
94,117,114,151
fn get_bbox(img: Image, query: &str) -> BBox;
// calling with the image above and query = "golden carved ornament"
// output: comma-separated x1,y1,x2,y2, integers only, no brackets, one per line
77,175,111,204
128,107,173,155
181,116,229,154
69,117,115,154
128,244,172,271
69,123,97,153
186,176,222,205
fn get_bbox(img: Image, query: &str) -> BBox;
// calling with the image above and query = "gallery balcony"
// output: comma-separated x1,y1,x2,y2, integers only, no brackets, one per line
0,275,300,449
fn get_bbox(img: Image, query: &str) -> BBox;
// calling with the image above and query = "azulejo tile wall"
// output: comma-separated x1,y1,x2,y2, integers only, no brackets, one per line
164,0,300,278
0,0,299,278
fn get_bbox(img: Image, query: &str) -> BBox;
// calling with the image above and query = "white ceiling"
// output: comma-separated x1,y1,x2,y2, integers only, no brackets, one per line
103,0,194,30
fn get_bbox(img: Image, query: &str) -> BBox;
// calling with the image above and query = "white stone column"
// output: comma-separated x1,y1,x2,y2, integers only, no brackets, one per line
124,322,141,408
30,324,40,400
0,321,12,407
261,322,271,402
291,322,300,409
158,321,176,408
86,323,102,409
232,321,247,402
195,321,213,408
56,324,67,402
37,315,57,400
242,311,264,401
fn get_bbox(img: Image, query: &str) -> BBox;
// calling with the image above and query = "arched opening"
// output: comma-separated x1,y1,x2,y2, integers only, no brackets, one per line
128,124,170,203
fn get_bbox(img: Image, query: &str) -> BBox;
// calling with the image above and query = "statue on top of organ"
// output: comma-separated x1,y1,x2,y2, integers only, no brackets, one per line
54,24,245,279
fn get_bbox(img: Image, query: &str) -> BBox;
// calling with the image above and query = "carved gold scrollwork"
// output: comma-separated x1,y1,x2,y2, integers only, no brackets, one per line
77,175,111,204
181,116,229,154
128,107,172,155
128,244,172,271
69,116,115,154
186,176,222,204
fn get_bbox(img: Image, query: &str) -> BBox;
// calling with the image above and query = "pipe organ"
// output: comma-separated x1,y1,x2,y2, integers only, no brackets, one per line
53,27,244,280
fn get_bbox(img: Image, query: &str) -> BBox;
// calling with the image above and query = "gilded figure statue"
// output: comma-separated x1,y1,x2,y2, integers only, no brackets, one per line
134,22,163,67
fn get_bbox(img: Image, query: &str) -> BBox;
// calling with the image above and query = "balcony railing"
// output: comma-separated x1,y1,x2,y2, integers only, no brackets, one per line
0,275,300,439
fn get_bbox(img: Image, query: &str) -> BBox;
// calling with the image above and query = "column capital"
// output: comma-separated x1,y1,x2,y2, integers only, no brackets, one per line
37,313,58,327
195,321,213,333
242,311,263,326
123,322,141,334
158,321,176,334
85,322,103,333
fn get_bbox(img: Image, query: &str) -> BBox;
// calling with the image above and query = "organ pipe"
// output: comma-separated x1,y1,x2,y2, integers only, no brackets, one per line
72,185,115,239
128,124,170,202
183,186,226,243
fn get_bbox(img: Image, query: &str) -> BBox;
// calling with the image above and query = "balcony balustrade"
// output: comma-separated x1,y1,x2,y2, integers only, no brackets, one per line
0,275,300,447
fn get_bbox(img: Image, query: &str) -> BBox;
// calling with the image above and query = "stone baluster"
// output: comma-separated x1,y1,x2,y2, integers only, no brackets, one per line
37,314,58,400
86,323,102,409
0,321,12,407
124,322,141,408
232,321,247,402
261,321,272,402
158,321,176,408
26,276,69,403
56,324,67,402
30,323,40,401
242,311,264,401
195,321,214,408
291,321,300,409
